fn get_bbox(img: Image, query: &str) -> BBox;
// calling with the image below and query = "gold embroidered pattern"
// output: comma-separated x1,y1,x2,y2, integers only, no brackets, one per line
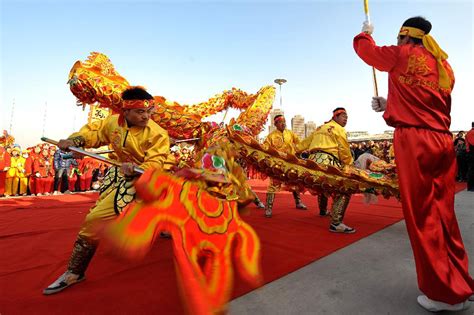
406,54,431,76
398,75,440,91
99,166,136,214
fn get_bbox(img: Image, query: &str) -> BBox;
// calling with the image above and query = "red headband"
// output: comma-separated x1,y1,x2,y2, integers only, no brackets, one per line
274,116,285,123
332,109,346,119
122,99,154,109
118,99,155,126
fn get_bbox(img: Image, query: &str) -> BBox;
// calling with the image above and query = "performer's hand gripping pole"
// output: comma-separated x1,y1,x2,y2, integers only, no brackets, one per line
41,137,144,175
364,0,379,97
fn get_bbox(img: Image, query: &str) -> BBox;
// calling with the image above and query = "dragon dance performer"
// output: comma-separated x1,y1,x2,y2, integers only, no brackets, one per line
43,86,173,295
354,16,473,311
298,108,355,234
263,114,307,218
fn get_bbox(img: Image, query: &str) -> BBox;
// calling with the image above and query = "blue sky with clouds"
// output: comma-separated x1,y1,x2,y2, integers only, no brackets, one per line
1,0,472,148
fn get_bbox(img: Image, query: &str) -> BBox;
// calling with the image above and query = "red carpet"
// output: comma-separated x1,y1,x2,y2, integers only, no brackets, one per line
0,181,467,314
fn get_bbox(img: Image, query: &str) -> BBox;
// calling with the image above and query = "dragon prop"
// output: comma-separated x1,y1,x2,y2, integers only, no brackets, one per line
67,52,399,314
68,52,275,144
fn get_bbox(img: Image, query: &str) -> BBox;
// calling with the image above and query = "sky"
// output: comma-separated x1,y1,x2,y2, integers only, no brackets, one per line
1,0,473,148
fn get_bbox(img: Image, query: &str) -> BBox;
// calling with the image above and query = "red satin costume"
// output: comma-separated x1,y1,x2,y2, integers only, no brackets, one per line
0,147,11,196
354,32,473,304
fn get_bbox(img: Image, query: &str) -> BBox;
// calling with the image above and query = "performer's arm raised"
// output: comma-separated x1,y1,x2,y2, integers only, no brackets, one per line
353,32,399,72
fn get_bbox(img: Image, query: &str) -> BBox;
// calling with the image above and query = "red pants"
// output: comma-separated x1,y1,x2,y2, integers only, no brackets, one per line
37,177,53,194
80,174,93,191
0,171,6,195
394,127,474,304
68,177,77,191
29,177,38,194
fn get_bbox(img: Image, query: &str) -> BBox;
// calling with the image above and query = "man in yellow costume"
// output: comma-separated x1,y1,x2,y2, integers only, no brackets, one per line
298,108,355,233
43,87,172,295
5,146,26,196
263,115,307,218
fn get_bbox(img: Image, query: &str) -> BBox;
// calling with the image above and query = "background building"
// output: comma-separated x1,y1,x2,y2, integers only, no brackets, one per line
291,115,305,139
305,121,317,137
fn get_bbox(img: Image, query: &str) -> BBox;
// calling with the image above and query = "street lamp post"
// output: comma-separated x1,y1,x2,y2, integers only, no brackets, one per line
274,78,287,108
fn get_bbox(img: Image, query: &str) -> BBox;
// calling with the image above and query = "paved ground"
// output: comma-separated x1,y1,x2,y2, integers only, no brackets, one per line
230,190,474,315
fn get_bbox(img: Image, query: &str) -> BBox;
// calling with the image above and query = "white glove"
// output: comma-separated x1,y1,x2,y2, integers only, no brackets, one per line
35,172,41,178
362,21,374,35
371,96,387,112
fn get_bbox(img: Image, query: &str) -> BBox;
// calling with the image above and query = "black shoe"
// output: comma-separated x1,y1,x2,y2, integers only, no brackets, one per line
319,210,329,217
43,271,85,295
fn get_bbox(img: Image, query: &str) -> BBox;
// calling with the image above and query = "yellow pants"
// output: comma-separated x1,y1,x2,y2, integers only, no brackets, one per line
18,177,28,194
4,177,26,195
78,185,121,240
78,166,137,240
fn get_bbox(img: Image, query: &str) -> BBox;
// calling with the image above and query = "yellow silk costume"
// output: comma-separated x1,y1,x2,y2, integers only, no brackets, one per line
69,114,171,171
298,120,353,165
264,129,300,156
264,129,301,193
5,156,27,196
68,114,172,239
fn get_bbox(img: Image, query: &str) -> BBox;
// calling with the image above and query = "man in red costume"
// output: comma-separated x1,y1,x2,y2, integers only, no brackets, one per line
33,146,54,196
354,16,473,311
28,145,42,195
0,146,11,197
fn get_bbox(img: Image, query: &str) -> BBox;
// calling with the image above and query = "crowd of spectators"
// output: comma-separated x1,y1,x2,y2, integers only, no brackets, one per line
0,143,108,198
2,127,473,198
350,140,394,163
